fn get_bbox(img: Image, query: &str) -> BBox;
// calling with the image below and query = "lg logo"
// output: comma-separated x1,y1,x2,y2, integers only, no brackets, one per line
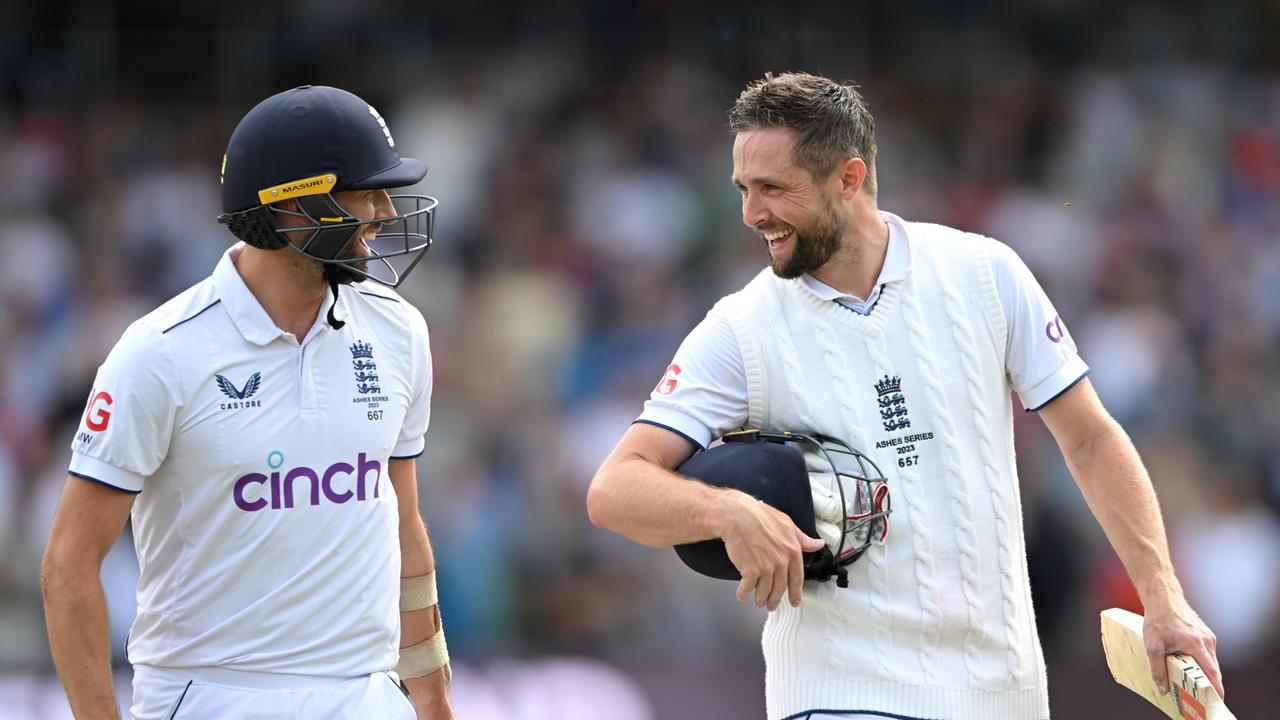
655,364,681,395
84,390,113,432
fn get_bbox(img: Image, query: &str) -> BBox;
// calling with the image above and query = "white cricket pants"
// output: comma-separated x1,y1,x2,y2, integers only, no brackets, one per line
130,665,417,719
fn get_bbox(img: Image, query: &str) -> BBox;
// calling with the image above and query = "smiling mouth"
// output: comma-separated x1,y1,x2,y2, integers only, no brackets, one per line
762,228,793,249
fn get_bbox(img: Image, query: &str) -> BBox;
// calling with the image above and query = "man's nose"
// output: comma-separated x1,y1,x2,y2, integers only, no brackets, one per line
374,190,395,222
742,191,770,228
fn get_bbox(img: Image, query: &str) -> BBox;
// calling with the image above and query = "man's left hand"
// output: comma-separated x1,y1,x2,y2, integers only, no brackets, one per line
1141,594,1224,700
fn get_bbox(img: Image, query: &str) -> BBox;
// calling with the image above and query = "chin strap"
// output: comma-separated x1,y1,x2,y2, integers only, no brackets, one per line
325,268,345,330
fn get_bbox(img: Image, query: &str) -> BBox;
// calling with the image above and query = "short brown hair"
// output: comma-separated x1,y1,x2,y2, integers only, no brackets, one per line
728,72,878,196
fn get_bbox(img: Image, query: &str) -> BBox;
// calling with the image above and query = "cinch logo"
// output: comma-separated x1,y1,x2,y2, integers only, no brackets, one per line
1045,315,1065,343
233,452,383,512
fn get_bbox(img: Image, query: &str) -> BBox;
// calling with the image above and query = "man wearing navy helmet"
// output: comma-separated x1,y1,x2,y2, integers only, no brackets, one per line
42,86,453,719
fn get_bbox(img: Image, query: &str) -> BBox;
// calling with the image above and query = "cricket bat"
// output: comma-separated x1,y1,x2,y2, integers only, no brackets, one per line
1100,608,1235,720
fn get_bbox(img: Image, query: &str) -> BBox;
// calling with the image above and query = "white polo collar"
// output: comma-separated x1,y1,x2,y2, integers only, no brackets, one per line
801,210,914,303
213,243,347,346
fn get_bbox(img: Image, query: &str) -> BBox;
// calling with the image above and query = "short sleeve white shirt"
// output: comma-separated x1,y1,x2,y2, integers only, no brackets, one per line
638,212,1089,449
68,244,432,676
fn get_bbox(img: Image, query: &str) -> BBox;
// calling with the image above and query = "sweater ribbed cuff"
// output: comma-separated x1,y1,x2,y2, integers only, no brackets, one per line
770,679,1048,720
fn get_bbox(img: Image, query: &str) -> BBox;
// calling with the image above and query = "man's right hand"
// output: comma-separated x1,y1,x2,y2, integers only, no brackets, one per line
717,490,826,611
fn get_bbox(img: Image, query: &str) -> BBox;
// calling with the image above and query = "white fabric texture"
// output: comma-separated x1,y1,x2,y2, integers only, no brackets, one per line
68,244,433,681
131,665,416,720
712,218,1050,720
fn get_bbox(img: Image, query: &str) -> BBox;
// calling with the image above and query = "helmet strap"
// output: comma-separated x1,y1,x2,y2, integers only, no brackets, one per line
324,264,345,330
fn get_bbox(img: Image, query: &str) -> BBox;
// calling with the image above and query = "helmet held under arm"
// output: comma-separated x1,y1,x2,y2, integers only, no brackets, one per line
674,429,891,589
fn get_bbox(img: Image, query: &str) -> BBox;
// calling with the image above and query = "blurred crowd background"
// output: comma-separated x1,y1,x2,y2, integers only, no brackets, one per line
1,1,1277,718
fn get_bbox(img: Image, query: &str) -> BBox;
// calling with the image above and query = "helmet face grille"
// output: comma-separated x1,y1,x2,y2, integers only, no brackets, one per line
276,193,437,288
216,193,438,289
673,429,892,588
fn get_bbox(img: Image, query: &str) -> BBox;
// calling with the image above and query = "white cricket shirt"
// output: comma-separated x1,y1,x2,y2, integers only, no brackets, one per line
69,243,432,677
640,211,1089,448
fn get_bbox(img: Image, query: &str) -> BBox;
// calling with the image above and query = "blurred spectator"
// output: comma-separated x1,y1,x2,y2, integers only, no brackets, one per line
0,1,1277,718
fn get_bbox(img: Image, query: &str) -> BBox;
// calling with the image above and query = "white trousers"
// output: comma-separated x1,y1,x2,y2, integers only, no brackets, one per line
131,665,417,720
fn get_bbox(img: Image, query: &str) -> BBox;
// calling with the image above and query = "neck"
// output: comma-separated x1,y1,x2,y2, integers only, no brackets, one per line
233,244,329,341
810,205,889,300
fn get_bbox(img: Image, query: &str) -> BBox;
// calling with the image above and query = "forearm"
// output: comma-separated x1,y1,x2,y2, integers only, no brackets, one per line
589,455,738,547
41,568,121,720
399,512,439,649
1042,379,1222,696
398,511,451,715
1063,419,1181,602
401,590,448,717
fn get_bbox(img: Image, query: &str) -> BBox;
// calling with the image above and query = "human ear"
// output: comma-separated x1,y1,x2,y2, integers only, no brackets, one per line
839,156,867,198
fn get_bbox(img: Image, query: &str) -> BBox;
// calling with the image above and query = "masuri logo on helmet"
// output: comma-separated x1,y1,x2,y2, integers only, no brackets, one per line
215,85,437,289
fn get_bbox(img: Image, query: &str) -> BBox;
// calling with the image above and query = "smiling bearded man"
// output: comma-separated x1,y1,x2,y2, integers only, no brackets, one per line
587,71,1224,720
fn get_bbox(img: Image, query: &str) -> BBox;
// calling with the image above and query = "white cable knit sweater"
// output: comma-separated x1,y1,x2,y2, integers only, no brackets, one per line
716,219,1049,720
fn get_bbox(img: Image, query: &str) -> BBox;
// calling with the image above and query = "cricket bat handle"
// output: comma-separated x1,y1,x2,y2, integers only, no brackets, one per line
1100,608,1235,720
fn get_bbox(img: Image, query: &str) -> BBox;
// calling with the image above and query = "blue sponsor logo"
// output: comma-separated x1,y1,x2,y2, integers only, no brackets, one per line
216,372,263,410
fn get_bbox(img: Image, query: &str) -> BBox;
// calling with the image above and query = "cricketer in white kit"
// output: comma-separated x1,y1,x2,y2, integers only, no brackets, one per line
73,246,427,717
42,85,454,719
588,72,1224,720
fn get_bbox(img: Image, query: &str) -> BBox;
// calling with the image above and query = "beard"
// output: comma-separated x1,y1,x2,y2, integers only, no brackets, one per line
326,229,374,285
279,214,375,288
769,199,846,279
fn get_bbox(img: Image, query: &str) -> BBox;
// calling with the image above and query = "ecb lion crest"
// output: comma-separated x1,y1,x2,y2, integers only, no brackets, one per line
350,341,381,395
874,375,911,433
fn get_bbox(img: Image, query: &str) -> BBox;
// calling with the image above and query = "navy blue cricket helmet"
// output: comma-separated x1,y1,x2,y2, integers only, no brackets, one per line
674,429,891,588
217,85,436,288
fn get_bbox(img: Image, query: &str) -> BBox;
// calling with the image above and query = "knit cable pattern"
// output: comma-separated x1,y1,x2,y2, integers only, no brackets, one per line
898,276,986,686
931,251,1027,683
807,311,893,680
761,282,865,680
860,321,941,683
